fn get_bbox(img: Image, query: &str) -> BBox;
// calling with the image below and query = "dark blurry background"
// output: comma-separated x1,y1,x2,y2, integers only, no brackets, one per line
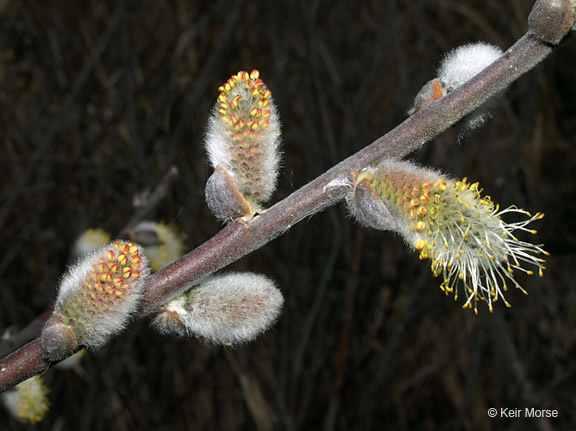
1,0,575,430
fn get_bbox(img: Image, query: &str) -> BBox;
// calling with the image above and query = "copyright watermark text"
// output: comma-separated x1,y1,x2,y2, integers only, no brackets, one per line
487,408,558,418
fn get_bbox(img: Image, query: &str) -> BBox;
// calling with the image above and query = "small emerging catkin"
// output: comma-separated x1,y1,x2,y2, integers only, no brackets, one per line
205,70,281,220
41,240,150,361
348,160,548,314
409,42,503,132
153,272,284,345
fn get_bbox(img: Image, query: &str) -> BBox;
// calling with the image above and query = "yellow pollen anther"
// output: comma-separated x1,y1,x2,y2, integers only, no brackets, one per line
118,254,127,266
230,95,242,109
414,239,427,250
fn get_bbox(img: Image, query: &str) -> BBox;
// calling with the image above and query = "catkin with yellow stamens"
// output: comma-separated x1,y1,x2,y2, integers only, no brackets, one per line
41,240,150,360
348,160,548,313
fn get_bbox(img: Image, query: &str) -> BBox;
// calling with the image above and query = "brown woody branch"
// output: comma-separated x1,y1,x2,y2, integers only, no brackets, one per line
0,0,573,393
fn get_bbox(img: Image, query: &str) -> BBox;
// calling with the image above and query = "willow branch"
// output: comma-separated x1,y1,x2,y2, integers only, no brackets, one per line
1,0,573,393
139,31,557,312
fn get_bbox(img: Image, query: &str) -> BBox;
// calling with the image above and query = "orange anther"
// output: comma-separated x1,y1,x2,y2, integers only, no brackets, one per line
118,254,128,266
230,95,242,109
250,70,259,79
434,179,447,190
106,250,116,262
417,207,427,217
100,272,112,283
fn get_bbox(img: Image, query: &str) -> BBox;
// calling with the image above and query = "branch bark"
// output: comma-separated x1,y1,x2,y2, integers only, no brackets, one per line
1,0,573,393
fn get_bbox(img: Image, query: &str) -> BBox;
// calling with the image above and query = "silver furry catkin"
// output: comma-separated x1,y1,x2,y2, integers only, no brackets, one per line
153,272,284,345
409,42,503,132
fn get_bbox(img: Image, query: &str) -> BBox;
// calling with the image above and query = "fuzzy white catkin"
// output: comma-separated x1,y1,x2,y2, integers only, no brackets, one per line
51,240,150,349
438,42,503,90
437,42,503,131
153,272,284,345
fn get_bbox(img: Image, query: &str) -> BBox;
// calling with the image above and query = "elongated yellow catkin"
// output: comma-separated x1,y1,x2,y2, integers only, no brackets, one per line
348,160,547,313
205,70,281,219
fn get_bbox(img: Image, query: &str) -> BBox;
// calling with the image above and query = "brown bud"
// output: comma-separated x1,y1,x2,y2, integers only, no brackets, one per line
528,0,574,44
40,313,79,362
205,165,252,221
346,173,397,231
